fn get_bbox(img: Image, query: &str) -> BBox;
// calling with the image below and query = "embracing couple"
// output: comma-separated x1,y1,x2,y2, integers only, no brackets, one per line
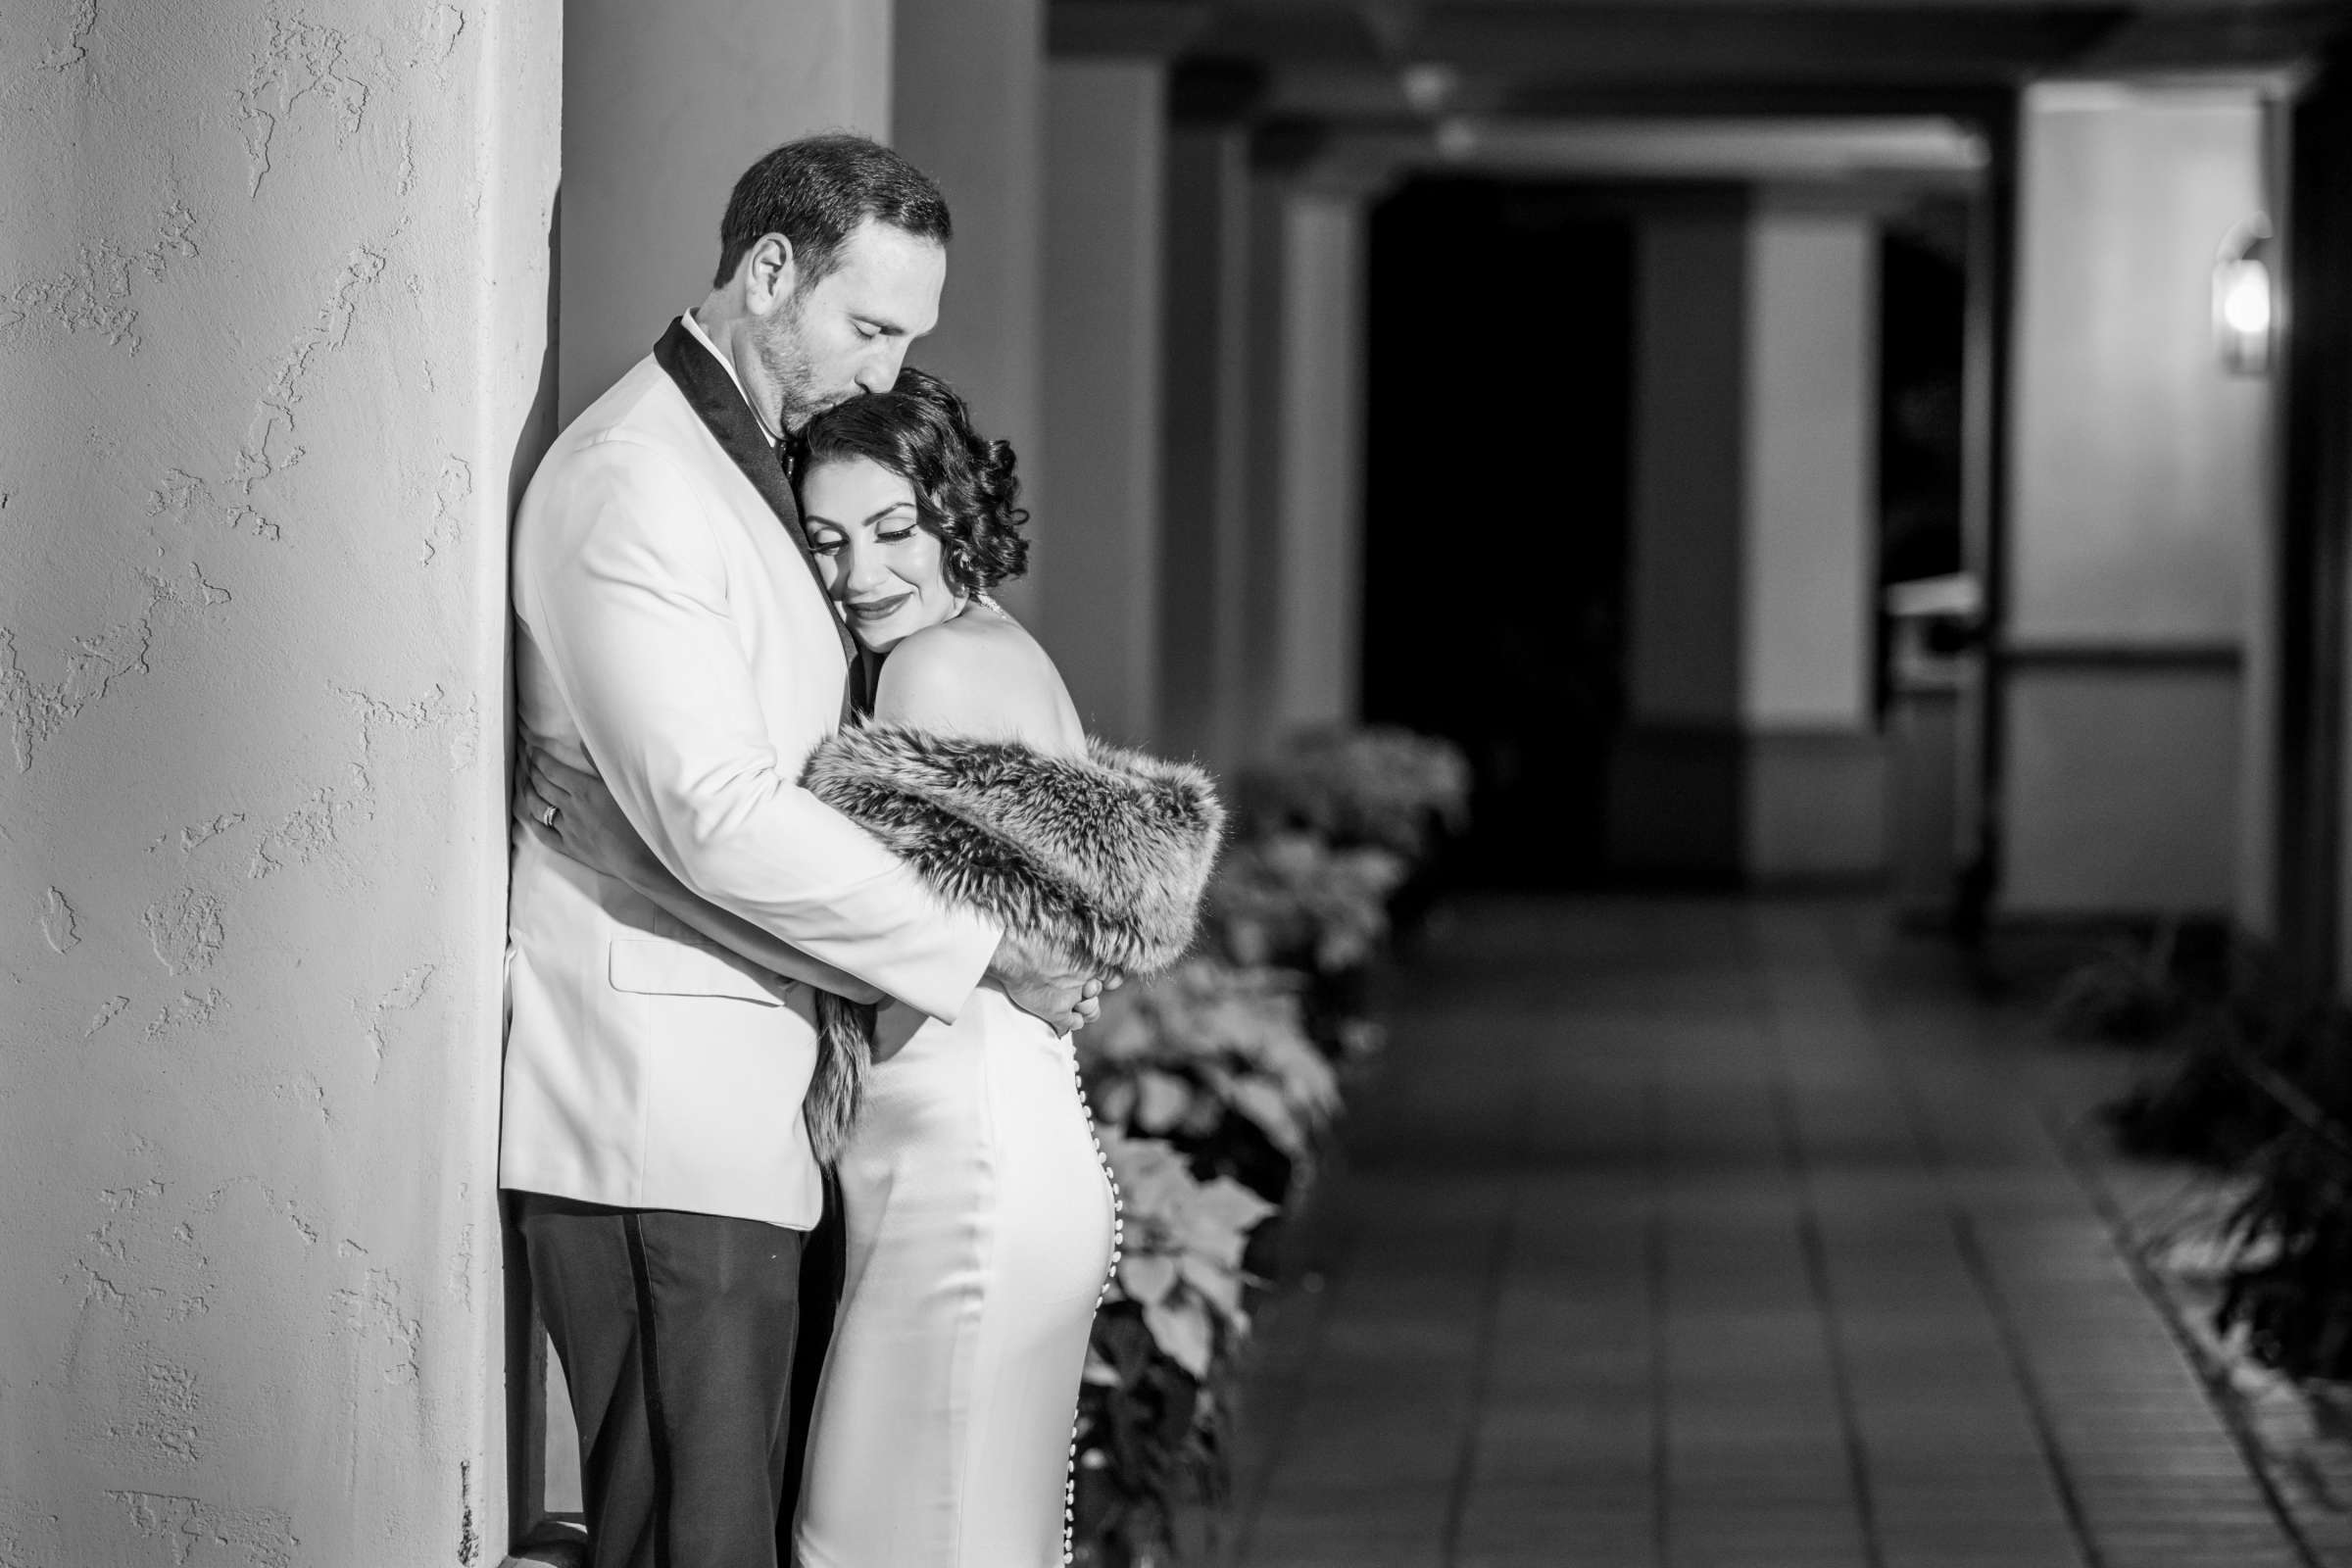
500,134,1223,1568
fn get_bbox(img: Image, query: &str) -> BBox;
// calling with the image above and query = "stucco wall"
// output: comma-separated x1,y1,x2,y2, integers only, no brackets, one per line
0,3,557,1561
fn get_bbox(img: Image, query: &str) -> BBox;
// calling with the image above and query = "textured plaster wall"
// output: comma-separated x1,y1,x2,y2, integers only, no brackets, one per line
0,3,557,1563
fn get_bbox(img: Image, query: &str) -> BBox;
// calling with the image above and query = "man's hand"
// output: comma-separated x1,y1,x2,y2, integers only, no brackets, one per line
987,928,1109,1036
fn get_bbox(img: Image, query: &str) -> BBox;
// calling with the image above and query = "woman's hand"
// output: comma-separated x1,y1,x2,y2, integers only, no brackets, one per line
514,746,665,889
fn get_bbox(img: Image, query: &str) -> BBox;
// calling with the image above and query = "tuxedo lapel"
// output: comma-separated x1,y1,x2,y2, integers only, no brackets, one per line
653,318,865,710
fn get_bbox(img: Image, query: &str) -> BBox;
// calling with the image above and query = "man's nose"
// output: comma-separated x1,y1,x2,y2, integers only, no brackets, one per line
857,343,907,395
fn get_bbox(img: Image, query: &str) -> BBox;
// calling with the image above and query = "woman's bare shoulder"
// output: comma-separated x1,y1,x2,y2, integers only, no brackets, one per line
875,609,1081,749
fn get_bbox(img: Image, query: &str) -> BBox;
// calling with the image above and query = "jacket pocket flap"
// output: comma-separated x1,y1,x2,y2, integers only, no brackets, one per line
609,938,786,1005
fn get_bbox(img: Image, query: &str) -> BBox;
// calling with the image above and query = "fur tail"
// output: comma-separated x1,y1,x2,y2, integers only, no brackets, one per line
807,991,877,1165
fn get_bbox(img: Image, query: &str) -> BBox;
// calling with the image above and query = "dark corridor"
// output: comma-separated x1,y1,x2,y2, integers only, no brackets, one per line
1361,179,1637,888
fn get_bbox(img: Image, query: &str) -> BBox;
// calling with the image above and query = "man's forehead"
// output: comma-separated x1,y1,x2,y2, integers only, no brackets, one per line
811,223,942,335
829,221,945,291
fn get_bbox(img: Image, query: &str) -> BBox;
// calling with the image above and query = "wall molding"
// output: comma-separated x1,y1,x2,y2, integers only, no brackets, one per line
1999,639,2243,673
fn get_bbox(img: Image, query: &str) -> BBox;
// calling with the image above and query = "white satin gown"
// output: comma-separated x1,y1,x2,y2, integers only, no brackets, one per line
794,985,1120,1568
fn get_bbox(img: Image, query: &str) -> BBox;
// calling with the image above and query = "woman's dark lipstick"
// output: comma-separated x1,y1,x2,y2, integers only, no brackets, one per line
843,591,913,621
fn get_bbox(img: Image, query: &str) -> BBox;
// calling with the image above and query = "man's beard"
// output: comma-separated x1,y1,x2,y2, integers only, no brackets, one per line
761,294,829,436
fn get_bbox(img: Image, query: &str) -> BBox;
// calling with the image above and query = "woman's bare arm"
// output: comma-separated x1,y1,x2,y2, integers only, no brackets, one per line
517,751,885,1005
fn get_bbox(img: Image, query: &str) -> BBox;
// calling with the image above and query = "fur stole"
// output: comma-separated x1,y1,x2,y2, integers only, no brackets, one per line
798,723,1225,1161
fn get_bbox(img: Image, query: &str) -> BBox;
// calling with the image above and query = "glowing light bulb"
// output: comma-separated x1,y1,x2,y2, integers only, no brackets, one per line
2213,219,2277,376
2221,262,2272,337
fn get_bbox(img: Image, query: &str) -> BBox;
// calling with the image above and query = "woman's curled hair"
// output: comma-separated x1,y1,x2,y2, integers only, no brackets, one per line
795,367,1029,595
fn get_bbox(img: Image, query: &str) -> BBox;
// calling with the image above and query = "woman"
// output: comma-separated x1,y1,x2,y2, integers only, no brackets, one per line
517,368,1223,1568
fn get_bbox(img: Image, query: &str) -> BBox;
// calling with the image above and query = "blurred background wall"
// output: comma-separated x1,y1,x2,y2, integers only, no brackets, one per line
557,1,893,425
1999,81,2272,919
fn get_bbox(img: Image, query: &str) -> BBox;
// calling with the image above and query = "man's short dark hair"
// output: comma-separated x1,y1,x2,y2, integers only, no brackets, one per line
713,132,952,289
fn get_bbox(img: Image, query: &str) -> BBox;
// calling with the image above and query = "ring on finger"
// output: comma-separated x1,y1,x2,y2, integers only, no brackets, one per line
537,803,560,829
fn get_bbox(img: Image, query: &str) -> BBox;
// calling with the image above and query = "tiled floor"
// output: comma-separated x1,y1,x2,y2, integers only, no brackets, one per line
1217,896,2326,1568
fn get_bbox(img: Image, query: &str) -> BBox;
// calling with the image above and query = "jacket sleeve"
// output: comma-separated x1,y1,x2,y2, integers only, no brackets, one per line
515,434,1001,1022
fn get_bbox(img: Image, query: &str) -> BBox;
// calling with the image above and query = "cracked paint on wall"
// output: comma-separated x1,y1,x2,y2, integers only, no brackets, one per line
419,456,470,564
343,680,479,769
108,1491,297,1568
240,680,482,879
246,766,369,880
233,16,373,198
0,564,231,772
84,995,130,1037
2,2,558,1560
143,887,225,975
142,988,224,1042
146,244,389,541
175,813,244,854
111,1359,205,1470
360,962,434,1081
39,0,98,75
0,204,199,353
329,1269,423,1387
38,886,77,953
0,1497,65,1568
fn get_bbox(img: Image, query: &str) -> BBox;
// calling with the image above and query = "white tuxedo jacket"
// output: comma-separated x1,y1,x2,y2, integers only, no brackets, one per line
502,323,1001,1229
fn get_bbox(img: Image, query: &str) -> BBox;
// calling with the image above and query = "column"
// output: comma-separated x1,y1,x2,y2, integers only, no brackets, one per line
1240,164,1293,759
1612,203,1751,874
1259,171,1375,744
1740,196,1886,881
1158,63,1264,769
1610,194,1885,882
893,0,1049,617
1234,128,1376,760
0,2,557,1560
2001,83,2270,917
559,1,893,422
1040,55,1169,744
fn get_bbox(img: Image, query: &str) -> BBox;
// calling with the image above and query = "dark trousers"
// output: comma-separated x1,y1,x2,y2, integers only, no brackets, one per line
516,1193,843,1568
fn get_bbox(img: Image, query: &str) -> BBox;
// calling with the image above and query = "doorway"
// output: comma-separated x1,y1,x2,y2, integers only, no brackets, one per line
1361,178,1637,887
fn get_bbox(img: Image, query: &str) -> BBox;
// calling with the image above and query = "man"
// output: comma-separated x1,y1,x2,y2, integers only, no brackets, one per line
502,134,1095,1568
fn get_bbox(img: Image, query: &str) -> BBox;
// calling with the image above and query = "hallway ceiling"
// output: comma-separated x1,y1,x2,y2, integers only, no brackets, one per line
1054,1,2349,121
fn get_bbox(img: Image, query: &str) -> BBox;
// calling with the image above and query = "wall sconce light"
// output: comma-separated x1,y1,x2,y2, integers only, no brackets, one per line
2214,217,2276,377
1399,63,1458,118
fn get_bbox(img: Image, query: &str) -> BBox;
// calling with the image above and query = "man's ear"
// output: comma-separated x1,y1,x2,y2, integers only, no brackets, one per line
745,232,797,316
